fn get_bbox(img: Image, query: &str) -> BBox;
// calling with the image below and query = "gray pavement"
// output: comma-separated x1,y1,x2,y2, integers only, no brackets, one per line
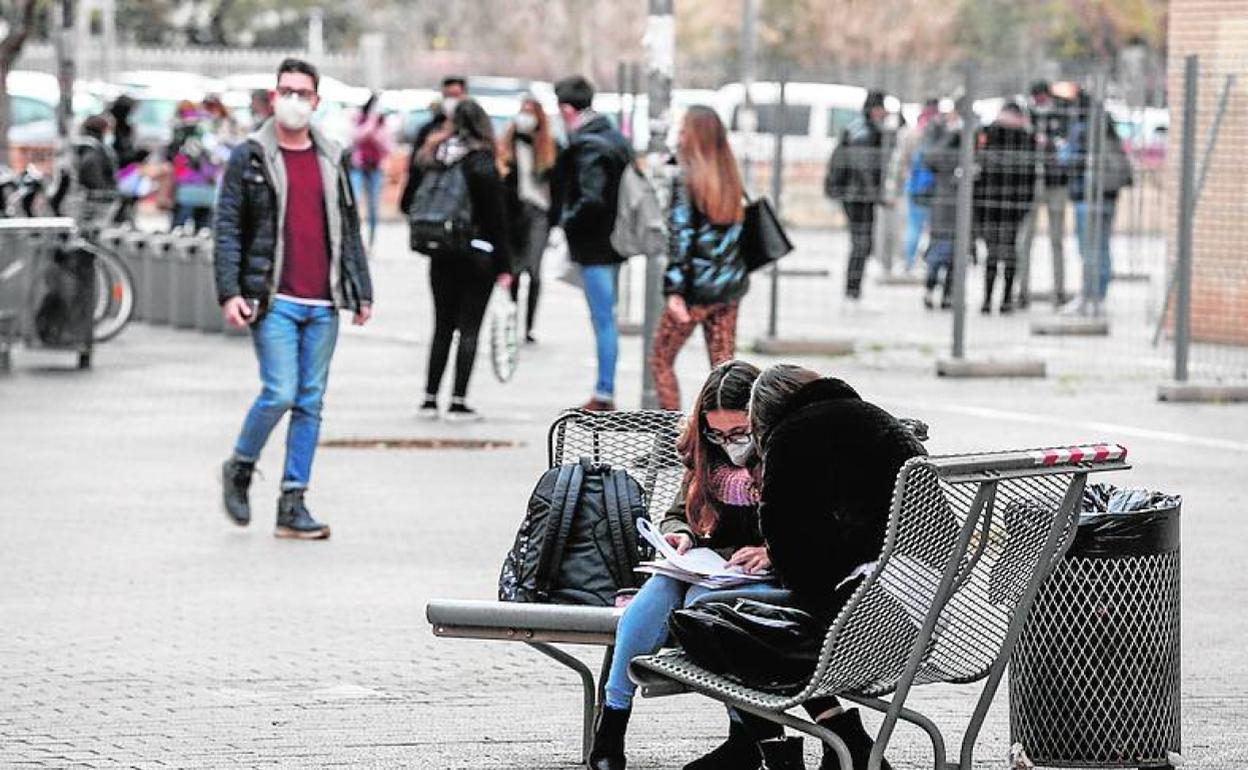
2,222,1246,768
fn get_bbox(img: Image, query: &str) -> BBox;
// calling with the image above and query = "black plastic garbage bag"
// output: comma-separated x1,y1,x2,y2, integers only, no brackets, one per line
1071,482,1182,558
30,244,95,348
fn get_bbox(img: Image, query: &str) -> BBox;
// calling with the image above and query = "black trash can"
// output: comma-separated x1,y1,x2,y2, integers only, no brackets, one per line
23,239,97,369
1010,483,1181,768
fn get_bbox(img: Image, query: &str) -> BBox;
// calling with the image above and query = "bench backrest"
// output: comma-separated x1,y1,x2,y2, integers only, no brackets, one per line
548,409,686,523
800,444,1129,700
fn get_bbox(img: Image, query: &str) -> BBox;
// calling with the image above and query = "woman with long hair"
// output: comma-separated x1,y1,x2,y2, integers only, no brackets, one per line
414,99,512,422
591,360,787,770
351,92,391,248
650,106,748,411
498,95,557,343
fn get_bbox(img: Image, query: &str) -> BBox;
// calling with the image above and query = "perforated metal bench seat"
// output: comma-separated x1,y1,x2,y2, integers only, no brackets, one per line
427,599,622,645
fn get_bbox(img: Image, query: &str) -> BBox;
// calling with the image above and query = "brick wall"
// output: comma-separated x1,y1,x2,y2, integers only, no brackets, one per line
1167,2,1248,345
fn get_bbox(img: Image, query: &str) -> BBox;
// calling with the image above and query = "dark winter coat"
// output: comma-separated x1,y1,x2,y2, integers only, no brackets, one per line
1028,98,1074,188
550,113,634,265
213,122,373,317
74,137,118,192
758,378,927,624
825,116,886,204
974,123,1037,231
663,178,748,306
1065,118,1127,204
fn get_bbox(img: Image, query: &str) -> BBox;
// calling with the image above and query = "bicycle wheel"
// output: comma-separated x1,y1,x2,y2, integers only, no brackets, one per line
87,242,136,343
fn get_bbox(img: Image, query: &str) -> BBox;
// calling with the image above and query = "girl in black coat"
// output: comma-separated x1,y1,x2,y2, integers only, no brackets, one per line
974,104,1036,314
746,364,927,770
414,100,512,421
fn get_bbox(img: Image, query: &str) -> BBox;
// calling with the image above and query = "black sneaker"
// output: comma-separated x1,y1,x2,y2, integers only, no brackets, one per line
816,708,892,770
445,402,483,423
221,458,254,526
275,490,330,540
417,396,439,420
524,332,537,345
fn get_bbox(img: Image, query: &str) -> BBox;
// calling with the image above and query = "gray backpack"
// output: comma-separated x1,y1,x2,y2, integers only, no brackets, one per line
610,164,666,258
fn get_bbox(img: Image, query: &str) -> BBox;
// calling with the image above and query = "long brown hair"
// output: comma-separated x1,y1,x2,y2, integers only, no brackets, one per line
749,364,821,452
418,98,495,166
677,360,762,535
679,105,744,225
497,97,557,175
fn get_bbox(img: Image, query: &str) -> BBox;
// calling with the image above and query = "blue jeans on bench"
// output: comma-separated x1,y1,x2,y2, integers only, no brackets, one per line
604,574,779,710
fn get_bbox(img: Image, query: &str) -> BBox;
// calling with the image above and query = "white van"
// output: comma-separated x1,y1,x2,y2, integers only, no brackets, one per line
714,81,902,162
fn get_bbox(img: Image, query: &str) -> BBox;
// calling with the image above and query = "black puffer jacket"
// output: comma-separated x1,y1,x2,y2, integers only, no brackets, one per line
214,123,372,316
974,123,1037,229
550,114,633,265
758,378,927,623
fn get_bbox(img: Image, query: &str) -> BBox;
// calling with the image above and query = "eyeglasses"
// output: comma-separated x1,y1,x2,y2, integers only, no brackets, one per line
277,87,317,100
702,428,753,448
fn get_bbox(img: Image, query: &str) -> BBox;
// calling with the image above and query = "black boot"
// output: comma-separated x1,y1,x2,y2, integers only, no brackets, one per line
275,490,330,540
758,736,805,769
588,706,630,770
982,262,998,314
816,709,892,770
1000,263,1017,314
221,457,254,526
683,712,781,770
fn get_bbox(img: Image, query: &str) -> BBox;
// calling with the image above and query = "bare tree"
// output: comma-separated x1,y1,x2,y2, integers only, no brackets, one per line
0,0,40,163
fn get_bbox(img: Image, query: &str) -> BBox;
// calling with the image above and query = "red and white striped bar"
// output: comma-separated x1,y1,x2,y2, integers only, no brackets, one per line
1031,444,1129,467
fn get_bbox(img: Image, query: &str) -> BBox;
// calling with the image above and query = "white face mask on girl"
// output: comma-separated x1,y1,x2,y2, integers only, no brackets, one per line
514,112,538,134
274,95,314,130
441,97,461,118
723,441,756,468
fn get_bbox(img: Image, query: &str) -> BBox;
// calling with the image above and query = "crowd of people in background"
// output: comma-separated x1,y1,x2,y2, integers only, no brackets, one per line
853,79,1132,318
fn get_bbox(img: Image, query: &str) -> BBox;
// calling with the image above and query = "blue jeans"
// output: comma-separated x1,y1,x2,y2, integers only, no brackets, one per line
903,199,930,271
233,299,339,490
603,574,779,710
172,205,213,232
350,167,382,245
1074,199,1116,302
580,264,619,401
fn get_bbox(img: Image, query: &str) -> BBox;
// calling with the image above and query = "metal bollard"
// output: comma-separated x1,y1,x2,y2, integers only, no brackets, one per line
120,230,149,322
194,236,224,333
172,236,199,330
145,233,174,326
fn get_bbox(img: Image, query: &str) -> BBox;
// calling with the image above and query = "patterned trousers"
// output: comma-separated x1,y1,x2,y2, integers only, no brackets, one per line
649,300,739,411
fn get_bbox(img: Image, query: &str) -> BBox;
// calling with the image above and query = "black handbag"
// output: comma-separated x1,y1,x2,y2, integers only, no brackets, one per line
740,196,794,273
668,598,824,694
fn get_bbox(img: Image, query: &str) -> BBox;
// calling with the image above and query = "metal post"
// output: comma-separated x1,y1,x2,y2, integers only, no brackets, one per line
640,0,674,409
52,0,77,190
740,0,757,190
766,76,786,339
101,0,117,82
1174,55,1198,383
950,64,976,360
616,61,627,136
1085,71,1108,315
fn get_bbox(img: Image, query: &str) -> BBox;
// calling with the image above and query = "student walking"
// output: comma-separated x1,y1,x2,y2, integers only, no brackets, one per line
399,75,468,216
499,94,557,343
350,92,391,248
824,90,889,299
974,103,1036,314
549,75,633,411
411,99,512,422
215,58,373,540
649,106,749,411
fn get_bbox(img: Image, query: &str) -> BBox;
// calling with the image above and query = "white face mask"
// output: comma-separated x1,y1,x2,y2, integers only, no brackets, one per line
514,112,538,134
723,441,756,468
442,97,461,118
274,94,314,131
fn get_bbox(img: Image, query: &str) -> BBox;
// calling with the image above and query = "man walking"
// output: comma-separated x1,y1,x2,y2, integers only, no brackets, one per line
825,90,889,299
215,58,373,540
550,75,632,411
1018,80,1073,308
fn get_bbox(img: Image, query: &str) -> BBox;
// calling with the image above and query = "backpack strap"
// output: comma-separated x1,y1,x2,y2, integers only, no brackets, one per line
535,461,586,599
596,469,633,589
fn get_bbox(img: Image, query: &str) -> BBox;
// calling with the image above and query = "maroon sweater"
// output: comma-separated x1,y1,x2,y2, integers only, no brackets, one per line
276,147,331,301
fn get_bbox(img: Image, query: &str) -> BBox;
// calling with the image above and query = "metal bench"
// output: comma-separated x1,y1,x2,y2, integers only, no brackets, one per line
628,444,1130,770
427,409,686,762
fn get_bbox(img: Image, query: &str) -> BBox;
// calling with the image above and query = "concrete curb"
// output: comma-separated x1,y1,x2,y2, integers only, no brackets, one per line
1157,382,1248,403
1031,317,1111,336
752,337,854,356
936,358,1047,378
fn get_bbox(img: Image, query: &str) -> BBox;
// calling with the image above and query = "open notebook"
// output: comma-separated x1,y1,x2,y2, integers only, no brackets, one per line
635,518,774,589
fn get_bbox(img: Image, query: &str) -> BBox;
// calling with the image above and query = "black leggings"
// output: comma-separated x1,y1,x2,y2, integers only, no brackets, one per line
425,253,495,400
981,221,1022,306
510,201,550,334
842,200,876,297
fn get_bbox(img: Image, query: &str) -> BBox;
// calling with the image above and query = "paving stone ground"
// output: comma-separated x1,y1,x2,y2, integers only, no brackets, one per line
2,223,1245,768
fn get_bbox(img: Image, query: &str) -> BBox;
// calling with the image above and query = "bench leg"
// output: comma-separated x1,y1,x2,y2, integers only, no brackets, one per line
843,694,948,770
526,641,598,764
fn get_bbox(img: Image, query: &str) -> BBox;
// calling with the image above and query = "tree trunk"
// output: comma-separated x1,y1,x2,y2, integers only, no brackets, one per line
0,60,11,167
0,0,40,170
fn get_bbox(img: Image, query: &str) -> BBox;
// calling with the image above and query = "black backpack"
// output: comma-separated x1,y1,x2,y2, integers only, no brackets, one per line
408,160,474,255
499,458,653,606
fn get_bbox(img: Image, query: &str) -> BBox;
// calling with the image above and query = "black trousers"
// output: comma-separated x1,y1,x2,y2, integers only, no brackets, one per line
842,200,876,297
981,220,1022,306
509,201,550,334
425,252,495,400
